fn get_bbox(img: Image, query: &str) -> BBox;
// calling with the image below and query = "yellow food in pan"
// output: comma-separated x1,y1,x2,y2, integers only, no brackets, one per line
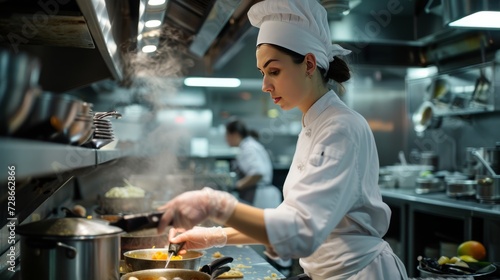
151,251,183,260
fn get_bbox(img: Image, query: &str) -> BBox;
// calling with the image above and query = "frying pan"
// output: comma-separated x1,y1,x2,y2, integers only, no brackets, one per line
121,256,234,280
63,207,164,232
121,228,169,258
124,248,203,271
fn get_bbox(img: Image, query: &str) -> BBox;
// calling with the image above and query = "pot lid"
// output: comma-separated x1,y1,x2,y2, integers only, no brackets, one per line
17,217,123,237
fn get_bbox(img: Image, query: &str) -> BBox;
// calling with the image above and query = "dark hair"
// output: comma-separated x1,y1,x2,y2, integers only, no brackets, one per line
225,119,248,138
249,129,259,141
261,44,350,86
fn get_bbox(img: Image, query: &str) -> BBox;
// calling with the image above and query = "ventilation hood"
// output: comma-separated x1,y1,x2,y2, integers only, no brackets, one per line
0,0,258,92
1,0,500,93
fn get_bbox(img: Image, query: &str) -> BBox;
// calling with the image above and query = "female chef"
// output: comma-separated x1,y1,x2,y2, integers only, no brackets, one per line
158,0,408,279
224,118,281,208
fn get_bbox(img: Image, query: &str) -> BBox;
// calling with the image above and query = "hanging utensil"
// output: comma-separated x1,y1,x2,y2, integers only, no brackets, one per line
471,67,491,105
412,101,442,136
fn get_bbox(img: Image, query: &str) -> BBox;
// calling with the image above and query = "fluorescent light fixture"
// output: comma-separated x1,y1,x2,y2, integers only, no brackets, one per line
449,11,500,29
145,19,162,28
184,77,241,88
142,45,157,53
148,0,166,6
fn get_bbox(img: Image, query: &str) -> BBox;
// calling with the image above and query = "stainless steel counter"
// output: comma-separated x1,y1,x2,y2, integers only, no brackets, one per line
381,188,500,218
200,246,285,280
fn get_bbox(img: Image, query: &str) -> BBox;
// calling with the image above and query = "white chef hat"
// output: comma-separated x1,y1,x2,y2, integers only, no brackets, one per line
247,0,351,71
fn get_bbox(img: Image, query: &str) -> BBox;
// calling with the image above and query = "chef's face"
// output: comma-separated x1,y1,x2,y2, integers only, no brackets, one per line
225,132,240,147
256,44,310,112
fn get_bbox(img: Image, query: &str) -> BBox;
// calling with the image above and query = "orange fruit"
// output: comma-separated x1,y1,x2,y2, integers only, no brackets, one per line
457,240,486,261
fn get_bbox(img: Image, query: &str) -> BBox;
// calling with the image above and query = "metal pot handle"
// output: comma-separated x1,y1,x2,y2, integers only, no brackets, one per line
471,150,498,177
56,242,77,259
210,266,231,280
199,256,233,274
25,239,77,259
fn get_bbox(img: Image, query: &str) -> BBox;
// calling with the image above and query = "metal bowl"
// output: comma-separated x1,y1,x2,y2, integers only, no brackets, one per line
446,179,476,198
120,228,169,259
124,249,203,272
98,195,151,215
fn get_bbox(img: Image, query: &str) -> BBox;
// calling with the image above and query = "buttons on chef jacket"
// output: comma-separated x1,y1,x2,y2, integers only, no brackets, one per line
297,162,305,171
305,128,312,137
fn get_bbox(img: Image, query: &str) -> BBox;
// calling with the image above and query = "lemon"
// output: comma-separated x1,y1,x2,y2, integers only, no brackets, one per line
437,256,450,265
459,255,478,262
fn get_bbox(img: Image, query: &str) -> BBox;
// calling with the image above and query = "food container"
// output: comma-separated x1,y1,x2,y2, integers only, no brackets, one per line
384,165,434,189
415,177,443,194
379,174,396,189
17,218,123,280
446,179,476,198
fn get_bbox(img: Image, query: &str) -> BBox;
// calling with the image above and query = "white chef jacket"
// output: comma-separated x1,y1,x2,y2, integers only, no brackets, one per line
264,91,408,279
236,137,282,208
236,136,273,186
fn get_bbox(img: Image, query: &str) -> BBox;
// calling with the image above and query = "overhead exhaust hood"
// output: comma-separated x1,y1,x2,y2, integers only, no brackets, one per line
2,0,500,93
0,0,135,92
442,0,500,29
325,0,500,68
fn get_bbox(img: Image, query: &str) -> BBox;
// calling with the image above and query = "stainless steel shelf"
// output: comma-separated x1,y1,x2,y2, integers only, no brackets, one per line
0,138,130,181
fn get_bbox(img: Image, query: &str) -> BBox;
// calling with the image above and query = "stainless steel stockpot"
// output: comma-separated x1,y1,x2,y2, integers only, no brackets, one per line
472,149,500,203
17,217,123,280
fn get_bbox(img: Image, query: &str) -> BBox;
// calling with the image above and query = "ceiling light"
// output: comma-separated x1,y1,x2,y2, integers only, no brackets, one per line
449,11,500,29
148,0,166,6
142,45,157,53
184,77,241,88
145,20,162,28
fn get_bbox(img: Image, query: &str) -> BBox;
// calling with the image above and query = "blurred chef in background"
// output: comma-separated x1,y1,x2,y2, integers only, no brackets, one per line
225,118,290,272
225,118,282,209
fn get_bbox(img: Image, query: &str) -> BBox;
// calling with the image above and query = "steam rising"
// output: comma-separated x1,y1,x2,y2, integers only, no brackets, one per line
109,26,205,202
123,27,195,109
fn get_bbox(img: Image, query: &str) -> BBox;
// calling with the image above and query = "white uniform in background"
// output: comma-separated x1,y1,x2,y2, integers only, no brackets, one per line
264,91,408,279
236,136,282,209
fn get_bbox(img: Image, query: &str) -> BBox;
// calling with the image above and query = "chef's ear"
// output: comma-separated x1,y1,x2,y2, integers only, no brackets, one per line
304,53,317,73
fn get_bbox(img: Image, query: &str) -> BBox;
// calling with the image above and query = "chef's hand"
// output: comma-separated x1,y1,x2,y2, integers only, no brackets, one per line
157,187,238,233
169,226,227,252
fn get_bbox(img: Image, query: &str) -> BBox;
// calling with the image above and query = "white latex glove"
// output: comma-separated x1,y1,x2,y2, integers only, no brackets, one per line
169,226,227,251
157,187,238,232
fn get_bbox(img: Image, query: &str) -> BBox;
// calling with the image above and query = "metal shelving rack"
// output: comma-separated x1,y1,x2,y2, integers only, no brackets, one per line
0,137,129,182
